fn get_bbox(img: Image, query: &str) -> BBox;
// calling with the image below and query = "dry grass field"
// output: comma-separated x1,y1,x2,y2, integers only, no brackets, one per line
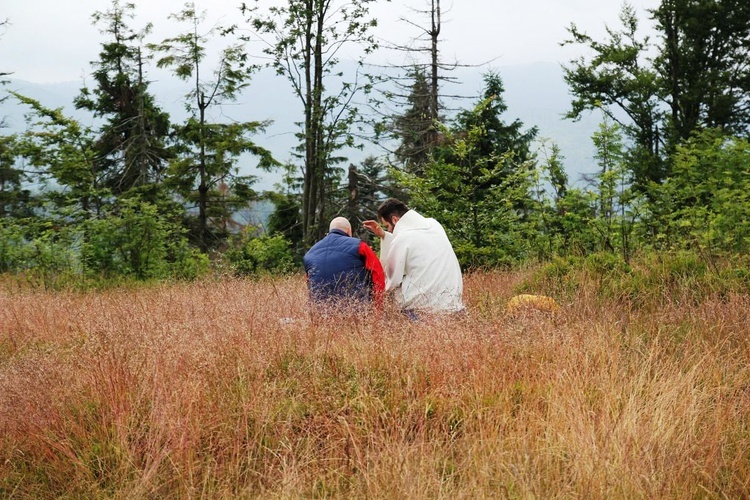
1,269,749,498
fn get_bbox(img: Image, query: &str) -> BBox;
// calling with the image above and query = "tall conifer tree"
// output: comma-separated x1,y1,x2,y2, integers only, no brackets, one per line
75,0,171,199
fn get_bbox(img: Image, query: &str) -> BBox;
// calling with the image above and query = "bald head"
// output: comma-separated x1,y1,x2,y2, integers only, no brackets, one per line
329,217,352,236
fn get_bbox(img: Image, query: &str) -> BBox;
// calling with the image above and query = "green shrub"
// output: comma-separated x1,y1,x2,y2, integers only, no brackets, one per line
0,218,79,289
83,201,166,279
226,233,298,276
580,251,715,307
517,255,581,299
517,250,750,309
584,251,631,275
167,239,210,281
453,243,515,271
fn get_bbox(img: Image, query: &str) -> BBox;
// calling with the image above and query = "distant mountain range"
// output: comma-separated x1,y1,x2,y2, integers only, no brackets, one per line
1,61,602,192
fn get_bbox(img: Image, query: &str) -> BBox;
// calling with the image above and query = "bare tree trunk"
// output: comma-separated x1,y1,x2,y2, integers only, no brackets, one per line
347,163,358,222
198,97,209,253
136,47,149,185
430,0,441,126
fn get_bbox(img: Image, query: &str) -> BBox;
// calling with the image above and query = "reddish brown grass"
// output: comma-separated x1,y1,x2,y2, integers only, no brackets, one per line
1,271,749,498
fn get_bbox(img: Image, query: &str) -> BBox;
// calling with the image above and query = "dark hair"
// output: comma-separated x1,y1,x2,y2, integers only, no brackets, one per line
377,198,409,222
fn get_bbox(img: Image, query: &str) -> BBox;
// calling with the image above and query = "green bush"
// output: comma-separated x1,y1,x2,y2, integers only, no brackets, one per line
517,255,581,299
167,240,209,281
516,250,750,309
226,233,298,276
584,252,631,275
652,131,750,257
0,218,79,289
81,200,208,282
578,251,714,307
453,243,515,271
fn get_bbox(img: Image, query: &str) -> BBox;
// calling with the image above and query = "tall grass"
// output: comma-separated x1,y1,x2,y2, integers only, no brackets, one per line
1,266,749,498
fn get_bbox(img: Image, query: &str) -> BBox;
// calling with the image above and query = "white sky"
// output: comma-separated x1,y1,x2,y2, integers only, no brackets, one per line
1,0,661,84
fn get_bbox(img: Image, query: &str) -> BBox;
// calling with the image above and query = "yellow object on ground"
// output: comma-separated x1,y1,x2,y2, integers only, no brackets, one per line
505,294,561,315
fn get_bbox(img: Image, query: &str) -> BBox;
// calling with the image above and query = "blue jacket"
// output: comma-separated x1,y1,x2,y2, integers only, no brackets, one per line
303,229,373,303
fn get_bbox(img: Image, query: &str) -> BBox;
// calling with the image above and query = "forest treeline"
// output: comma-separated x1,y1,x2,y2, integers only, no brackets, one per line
0,0,749,288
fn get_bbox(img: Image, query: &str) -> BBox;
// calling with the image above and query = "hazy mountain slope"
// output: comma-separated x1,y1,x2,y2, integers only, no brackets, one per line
1,62,600,192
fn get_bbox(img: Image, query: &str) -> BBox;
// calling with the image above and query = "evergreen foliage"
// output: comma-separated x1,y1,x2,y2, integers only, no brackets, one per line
563,1,750,189
653,0,750,142
404,73,538,268
12,93,106,219
266,190,304,251
82,198,207,280
392,67,435,176
651,130,750,257
562,4,665,189
0,134,34,218
74,0,172,199
226,232,297,276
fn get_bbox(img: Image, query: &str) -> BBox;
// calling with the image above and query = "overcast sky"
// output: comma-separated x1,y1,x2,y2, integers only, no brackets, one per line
1,0,661,84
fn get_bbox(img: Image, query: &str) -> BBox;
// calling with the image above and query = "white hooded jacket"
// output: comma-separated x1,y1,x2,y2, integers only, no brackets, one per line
380,209,464,313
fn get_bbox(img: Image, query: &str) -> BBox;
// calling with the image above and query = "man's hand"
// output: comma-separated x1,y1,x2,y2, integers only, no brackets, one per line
363,220,385,239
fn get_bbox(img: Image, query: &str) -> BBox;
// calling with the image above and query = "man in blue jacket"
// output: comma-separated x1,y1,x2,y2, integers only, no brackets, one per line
303,217,385,311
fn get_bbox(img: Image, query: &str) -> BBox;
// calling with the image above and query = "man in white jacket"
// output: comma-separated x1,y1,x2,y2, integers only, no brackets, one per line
363,198,465,316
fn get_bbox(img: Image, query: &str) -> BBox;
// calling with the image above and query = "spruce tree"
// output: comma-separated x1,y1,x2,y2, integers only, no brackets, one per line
74,0,171,200
405,73,538,267
392,67,434,176
0,134,33,218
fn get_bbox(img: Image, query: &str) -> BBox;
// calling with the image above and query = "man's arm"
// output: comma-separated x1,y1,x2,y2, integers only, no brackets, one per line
384,238,406,292
362,219,394,268
358,241,385,307
362,220,385,239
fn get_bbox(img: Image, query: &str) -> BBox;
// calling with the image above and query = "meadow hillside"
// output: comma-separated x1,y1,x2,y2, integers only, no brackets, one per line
1,266,749,498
